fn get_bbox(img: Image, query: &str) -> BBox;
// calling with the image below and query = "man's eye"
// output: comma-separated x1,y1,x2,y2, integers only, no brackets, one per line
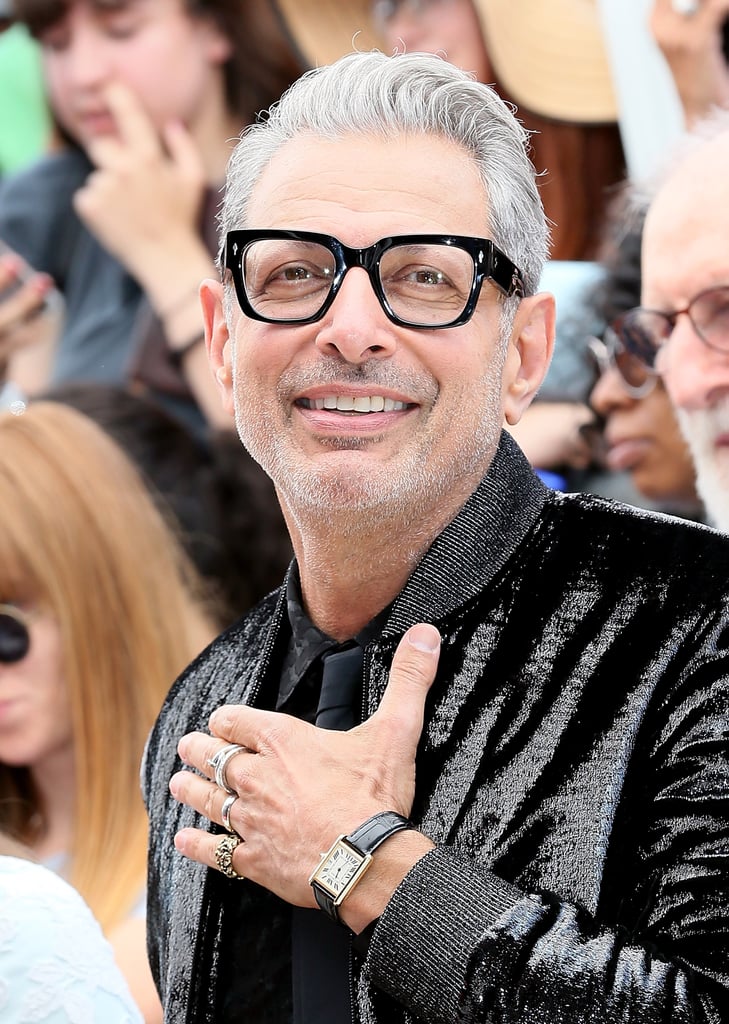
413,268,447,286
394,266,451,288
281,265,314,282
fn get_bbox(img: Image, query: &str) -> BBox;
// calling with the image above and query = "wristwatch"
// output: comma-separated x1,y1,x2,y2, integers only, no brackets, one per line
309,811,413,925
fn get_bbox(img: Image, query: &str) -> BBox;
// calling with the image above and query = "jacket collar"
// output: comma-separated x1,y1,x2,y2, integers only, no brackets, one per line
382,430,547,637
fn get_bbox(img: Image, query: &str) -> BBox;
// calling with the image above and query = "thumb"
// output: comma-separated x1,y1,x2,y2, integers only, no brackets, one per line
368,623,441,746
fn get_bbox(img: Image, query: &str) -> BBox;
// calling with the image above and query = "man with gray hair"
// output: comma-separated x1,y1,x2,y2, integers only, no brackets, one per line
144,51,729,1023
613,108,729,532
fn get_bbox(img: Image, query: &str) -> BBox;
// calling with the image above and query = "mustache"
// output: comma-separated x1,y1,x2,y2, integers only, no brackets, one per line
276,358,439,403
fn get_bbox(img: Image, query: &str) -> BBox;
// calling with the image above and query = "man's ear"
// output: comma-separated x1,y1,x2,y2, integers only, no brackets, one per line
502,292,555,426
200,278,235,420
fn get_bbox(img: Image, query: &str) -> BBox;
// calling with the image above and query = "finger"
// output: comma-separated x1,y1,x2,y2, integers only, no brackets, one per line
176,731,251,783
169,769,243,834
208,703,302,753
175,826,246,879
0,275,54,337
366,623,441,746
83,135,125,169
161,118,206,179
101,80,163,157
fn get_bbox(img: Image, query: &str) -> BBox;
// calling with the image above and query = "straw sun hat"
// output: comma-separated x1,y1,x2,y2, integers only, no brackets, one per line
273,0,618,124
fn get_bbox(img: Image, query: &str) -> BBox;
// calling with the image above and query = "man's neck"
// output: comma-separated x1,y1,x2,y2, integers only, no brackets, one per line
283,500,462,641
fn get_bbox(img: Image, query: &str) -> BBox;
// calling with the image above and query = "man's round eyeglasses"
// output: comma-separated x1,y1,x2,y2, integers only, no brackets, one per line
223,230,525,330
587,327,659,398
610,285,729,372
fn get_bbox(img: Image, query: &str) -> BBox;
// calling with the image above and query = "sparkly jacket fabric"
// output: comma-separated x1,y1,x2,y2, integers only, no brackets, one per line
143,433,729,1024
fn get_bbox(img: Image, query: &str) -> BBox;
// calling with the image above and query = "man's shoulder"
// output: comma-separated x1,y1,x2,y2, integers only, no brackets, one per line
550,489,729,573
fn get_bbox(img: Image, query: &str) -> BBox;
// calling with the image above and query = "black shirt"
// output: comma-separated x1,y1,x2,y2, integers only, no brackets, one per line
215,570,386,1023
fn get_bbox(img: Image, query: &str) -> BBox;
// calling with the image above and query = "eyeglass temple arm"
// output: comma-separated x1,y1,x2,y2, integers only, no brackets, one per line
488,245,525,298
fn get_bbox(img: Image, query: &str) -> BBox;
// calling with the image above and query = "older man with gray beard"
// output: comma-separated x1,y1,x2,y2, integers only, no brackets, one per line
615,109,729,529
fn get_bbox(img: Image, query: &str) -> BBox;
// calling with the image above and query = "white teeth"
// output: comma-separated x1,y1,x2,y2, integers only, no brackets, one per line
306,395,407,412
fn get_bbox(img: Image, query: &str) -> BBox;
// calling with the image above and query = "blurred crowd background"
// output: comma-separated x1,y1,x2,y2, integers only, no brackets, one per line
1,0,728,1019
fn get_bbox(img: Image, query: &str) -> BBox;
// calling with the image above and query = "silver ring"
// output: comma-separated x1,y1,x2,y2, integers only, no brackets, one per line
207,743,246,795
221,793,239,834
671,0,699,15
214,833,244,880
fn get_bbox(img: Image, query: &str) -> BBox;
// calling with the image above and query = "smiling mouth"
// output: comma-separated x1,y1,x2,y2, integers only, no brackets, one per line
298,395,412,413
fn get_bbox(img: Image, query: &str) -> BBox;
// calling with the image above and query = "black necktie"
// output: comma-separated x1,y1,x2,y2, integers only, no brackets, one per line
292,643,363,1024
315,644,362,730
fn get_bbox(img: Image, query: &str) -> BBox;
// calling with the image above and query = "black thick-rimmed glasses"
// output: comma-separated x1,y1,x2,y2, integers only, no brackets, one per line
224,230,525,330
611,285,729,371
0,604,30,664
587,326,659,398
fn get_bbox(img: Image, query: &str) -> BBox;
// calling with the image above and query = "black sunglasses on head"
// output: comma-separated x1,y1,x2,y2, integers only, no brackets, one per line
0,605,31,664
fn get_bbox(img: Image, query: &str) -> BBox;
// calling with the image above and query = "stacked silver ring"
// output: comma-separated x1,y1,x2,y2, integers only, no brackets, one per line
221,793,239,834
207,743,246,795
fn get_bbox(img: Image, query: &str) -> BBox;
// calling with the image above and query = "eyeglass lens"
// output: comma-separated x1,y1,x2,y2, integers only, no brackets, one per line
241,238,477,328
617,286,729,368
0,609,30,664
605,327,656,392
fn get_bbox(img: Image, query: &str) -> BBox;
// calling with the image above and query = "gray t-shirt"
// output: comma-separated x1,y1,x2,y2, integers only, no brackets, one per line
0,147,143,384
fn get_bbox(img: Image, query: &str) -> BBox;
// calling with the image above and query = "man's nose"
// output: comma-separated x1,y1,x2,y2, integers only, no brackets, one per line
313,268,399,364
660,316,729,412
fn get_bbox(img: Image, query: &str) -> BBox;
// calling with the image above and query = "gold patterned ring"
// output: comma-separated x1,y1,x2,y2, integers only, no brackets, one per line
214,833,245,880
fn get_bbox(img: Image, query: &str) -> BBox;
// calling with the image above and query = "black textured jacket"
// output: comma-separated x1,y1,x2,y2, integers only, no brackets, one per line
143,434,729,1023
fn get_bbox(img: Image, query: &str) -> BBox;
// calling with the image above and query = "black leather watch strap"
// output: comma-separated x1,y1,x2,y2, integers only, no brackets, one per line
346,811,412,855
312,811,413,925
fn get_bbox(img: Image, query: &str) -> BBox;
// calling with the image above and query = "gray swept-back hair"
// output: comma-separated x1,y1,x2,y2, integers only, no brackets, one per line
219,49,549,298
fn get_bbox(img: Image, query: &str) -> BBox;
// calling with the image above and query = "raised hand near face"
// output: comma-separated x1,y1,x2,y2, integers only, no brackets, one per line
650,0,729,124
72,81,212,311
0,247,60,386
170,623,441,933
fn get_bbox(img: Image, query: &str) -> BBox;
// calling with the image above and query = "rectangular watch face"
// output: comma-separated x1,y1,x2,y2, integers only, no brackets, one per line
310,839,369,901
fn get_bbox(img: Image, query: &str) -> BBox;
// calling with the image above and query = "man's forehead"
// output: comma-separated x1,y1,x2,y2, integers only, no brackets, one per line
648,130,729,232
246,132,488,234
643,134,729,302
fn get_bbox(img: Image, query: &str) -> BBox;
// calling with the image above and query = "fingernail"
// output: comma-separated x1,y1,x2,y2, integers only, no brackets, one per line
406,624,441,654
31,274,53,293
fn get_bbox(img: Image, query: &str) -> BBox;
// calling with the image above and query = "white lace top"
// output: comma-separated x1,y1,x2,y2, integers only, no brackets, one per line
0,857,143,1023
